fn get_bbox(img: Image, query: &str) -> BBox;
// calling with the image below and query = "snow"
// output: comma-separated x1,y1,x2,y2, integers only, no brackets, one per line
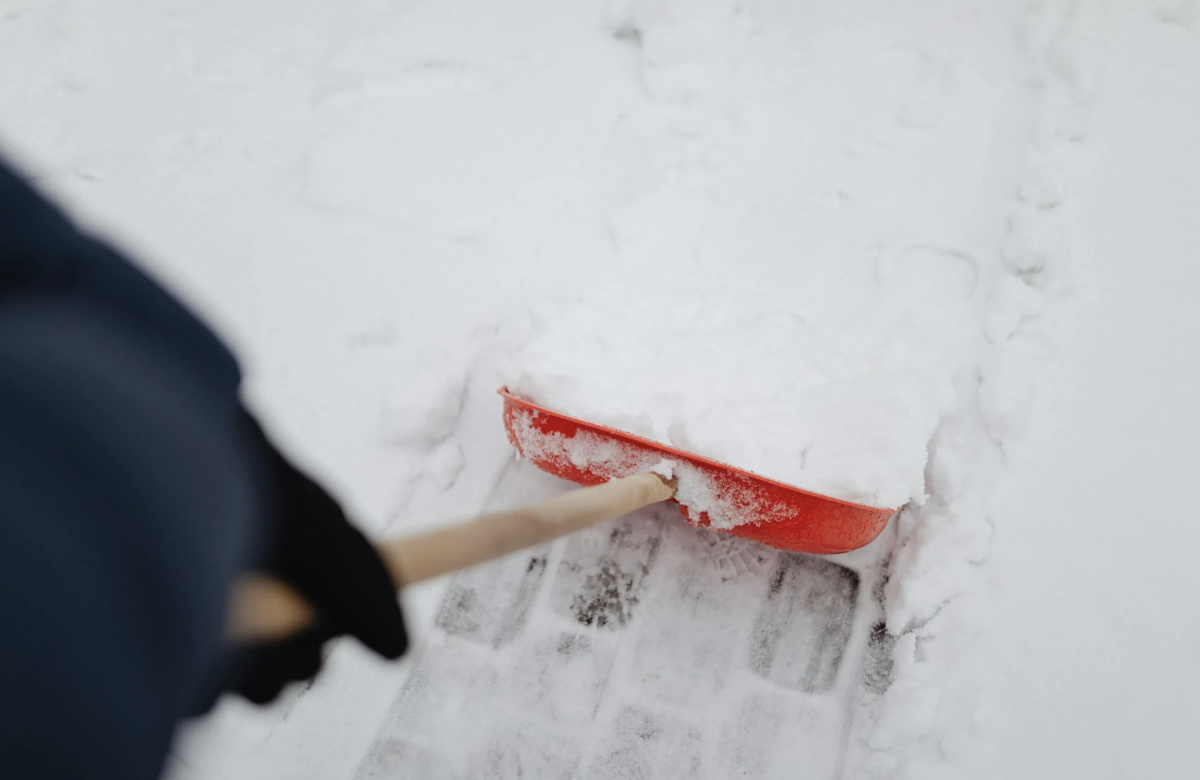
963,6,1200,777
508,291,954,510
3,0,1200,778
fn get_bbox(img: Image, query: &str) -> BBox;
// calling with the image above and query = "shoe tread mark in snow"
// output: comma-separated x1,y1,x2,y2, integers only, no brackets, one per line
749,554,860,694
863,621,896,696
552,512,663,629
701,531,772,582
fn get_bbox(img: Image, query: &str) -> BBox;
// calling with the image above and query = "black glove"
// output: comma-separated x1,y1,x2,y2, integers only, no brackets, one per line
195,414,408,711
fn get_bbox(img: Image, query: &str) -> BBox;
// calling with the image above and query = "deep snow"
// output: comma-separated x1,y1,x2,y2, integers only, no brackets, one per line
2,0,1199,778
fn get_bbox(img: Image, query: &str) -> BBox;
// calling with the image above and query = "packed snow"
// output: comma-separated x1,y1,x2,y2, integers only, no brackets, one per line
3,0,1200,778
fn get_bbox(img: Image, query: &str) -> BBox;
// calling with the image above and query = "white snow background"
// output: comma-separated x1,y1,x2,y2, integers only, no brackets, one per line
2,0,1199,778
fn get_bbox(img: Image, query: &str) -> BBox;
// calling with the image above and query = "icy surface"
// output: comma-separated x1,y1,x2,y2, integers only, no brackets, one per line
4,0,1200,778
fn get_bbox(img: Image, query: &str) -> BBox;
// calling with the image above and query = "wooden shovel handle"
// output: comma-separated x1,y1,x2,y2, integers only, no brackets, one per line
226,472,676,641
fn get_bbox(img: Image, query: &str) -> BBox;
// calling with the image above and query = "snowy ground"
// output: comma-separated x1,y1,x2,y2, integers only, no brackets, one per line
3,0,1199,778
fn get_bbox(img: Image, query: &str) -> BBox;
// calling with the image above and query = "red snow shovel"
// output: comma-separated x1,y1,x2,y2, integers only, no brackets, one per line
499,388,895,555
228,390,894,641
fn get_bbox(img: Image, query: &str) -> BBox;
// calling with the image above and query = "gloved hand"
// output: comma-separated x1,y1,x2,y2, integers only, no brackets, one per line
194,414,408,711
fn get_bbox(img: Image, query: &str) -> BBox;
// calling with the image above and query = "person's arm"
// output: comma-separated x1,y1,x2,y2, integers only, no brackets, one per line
0,292,258,779
0,158,405,780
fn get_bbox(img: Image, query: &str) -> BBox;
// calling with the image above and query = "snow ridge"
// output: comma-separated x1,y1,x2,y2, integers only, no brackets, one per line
849,1,1099,775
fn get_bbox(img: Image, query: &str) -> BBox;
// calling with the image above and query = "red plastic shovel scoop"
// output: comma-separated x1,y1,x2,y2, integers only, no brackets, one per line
500,388,896,554
225,390,900,642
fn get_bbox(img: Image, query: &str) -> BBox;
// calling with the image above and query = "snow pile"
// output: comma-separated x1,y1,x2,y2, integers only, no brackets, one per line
505,0,1015,515
509,286,958,511
848,1,1096,775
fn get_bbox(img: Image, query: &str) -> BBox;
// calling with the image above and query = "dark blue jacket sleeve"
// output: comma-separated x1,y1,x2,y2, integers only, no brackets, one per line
0,159,264,779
